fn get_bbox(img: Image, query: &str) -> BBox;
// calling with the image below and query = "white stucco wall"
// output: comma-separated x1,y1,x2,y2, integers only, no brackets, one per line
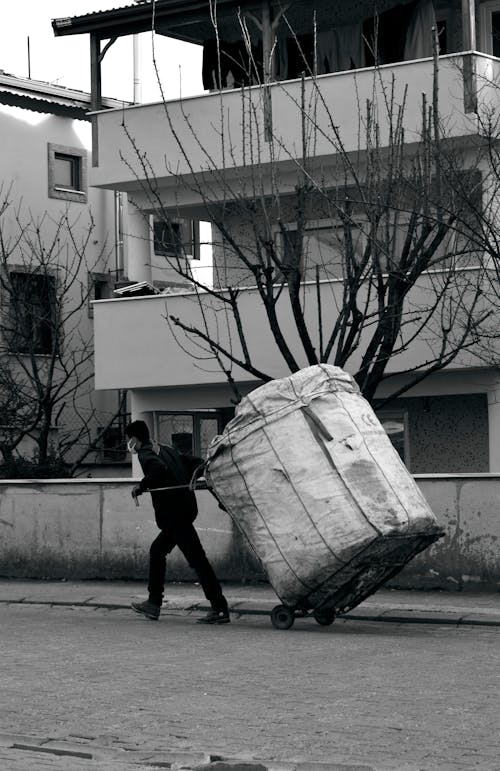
93,271,496,391
89,54,488,194
0,103,119,462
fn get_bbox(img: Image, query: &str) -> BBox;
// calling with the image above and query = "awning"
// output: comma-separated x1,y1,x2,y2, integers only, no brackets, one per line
0,71,130,120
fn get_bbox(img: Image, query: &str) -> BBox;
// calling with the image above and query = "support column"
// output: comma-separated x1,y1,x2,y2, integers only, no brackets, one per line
487,380,500,472
123,200,153,284
461,0,477,113
461,0,476,49
90,33,102,168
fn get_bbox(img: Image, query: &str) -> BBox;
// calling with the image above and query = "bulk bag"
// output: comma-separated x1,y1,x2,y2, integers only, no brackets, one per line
205,364,443,613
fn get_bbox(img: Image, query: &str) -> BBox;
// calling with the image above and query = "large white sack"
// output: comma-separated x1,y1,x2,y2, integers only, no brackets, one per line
205,364,442,609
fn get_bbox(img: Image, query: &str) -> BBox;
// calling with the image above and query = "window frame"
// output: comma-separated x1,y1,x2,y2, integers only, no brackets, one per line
47,142,87,203
154,410,225,458
275,204,481,282
153,218,201,260
378,408,411,469
434,10,452,55
273,218,369,281
480,0,500,55
5,268,58,356
96,424,128,463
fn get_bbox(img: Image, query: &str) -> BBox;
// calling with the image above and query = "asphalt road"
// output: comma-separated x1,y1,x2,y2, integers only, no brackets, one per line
1,603,499,770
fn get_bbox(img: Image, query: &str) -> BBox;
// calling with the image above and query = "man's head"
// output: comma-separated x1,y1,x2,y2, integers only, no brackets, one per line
125,420,150,452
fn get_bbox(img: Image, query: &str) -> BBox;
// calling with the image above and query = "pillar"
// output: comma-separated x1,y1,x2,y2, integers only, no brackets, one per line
461,0,476,49
90,33,102,167
461,0,477,113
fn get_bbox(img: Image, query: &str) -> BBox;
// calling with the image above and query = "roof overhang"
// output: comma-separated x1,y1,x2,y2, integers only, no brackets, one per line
52,0,257,44
0,72,130,120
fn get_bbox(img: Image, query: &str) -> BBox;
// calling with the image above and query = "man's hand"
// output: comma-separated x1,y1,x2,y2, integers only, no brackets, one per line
132,485,142,506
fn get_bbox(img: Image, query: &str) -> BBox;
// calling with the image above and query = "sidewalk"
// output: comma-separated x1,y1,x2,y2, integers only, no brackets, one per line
1,578,500,627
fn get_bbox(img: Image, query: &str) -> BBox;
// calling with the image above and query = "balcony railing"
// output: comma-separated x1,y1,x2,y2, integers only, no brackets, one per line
89,53,499,199
93,268,488,392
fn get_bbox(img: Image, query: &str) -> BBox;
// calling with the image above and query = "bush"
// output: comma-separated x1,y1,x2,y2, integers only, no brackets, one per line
0,456,72,479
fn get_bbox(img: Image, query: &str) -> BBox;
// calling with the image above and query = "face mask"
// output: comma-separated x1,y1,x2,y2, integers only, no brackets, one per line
127,438,137,454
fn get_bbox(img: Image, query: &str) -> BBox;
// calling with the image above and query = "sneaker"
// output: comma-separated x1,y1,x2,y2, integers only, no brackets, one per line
197,609,230,625
131,600,161,620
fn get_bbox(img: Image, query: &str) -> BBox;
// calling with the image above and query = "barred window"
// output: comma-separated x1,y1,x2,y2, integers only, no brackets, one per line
7,272,57,355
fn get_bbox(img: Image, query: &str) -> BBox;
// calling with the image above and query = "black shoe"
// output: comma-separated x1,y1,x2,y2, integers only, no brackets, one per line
197,609,230,625
131,600,161,620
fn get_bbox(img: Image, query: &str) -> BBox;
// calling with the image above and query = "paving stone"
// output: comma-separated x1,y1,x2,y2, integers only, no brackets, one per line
294,764,375,771
12,741,93,759
194,763,268,771
377,609,462,625
0,733,45,748
128,750,212,766
2,586,500,770
459,612,500,626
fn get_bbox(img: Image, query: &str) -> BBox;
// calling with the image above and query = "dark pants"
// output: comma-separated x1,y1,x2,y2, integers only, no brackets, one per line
148,518,228,612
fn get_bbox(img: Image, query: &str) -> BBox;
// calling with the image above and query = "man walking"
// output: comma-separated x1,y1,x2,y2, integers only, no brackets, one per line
126,420,230,624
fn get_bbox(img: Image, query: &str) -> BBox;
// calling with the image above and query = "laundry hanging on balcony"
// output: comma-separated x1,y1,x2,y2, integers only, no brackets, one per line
201,0,437,90
404,0,437,59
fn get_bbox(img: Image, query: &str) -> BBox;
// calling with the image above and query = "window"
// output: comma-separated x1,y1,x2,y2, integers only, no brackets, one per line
276,220,367,282
48,143,87,203
277,199,481,284
54,153,80,190
480,1,500,55
153,219,200,260
7,272,57,355
435,18,448,55
88,272,113,317
378,410,410,467
155,410,230,458
96,425,127,462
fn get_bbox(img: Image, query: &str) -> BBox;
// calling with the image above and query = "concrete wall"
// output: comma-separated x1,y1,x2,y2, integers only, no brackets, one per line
0,480,258,582
0,475,499,591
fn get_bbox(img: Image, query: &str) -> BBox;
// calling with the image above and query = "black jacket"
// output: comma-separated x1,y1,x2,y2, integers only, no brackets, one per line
136,442,201,527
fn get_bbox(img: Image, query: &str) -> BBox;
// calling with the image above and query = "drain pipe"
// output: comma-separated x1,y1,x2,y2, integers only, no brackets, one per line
133,34,142,104
114,191,124,279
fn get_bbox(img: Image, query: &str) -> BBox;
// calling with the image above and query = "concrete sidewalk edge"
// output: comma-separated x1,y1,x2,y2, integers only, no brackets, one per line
0,732,424,770
1,594,500,628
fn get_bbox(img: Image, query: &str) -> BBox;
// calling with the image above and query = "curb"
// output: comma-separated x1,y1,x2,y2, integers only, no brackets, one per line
1,597,500,628
0,733,422,770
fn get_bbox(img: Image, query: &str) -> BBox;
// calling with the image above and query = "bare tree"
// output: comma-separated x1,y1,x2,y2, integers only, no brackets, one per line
120,10,497,406
0,186,120,474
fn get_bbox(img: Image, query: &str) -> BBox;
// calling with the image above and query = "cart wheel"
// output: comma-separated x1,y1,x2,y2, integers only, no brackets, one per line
313,608,336,626
271,605,295,630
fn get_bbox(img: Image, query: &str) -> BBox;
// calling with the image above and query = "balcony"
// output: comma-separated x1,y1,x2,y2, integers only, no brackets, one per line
90,53,499,201
93,269,488,392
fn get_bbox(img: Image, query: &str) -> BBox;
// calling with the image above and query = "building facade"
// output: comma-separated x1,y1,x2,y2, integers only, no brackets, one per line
0,73,131,475
52,0,500,474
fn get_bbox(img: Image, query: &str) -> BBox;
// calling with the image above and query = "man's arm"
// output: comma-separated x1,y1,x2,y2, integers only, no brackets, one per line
137,450,175,492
